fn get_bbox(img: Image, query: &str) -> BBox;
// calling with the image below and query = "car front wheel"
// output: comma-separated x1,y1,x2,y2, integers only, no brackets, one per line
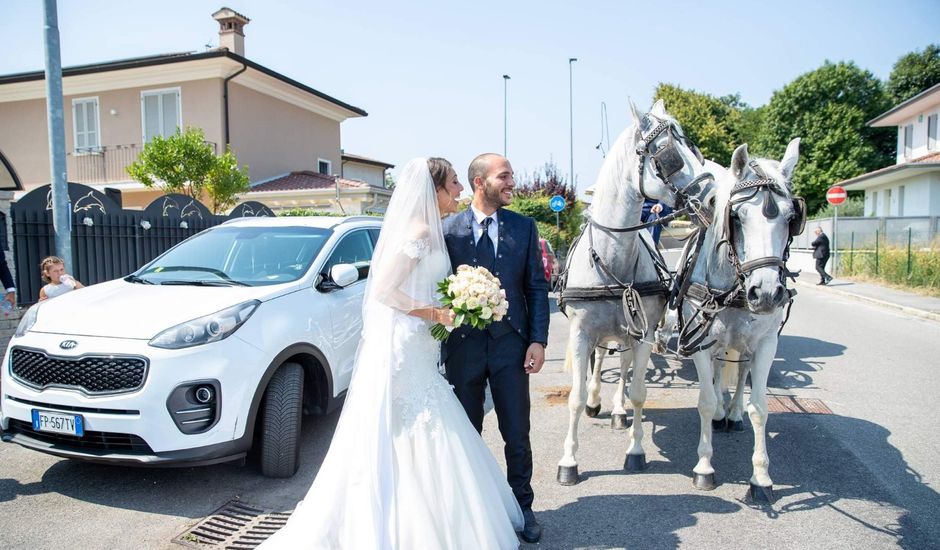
259,362,304,478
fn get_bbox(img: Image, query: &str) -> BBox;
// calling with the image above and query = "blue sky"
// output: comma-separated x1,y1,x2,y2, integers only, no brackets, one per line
2,0,938,196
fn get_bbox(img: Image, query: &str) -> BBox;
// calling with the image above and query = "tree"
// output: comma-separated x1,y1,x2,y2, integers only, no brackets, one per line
126,127,216,197
507,161,584,252
887,44,940,104
207,147,250,214
755,61,893,213
384,170,396,189
653,84,760,167
127,127,251,213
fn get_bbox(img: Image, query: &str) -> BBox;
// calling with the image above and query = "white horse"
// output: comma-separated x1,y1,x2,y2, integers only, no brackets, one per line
676,139,804,501
557,99,715,485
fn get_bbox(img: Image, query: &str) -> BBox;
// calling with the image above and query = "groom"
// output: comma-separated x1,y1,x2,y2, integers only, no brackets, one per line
443,153,550,543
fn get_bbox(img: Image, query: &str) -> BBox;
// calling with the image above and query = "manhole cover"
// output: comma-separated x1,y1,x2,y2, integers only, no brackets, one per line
173,500,291,549
767,396,833,414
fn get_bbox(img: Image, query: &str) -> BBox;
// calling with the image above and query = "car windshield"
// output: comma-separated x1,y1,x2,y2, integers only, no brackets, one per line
133,226,331,286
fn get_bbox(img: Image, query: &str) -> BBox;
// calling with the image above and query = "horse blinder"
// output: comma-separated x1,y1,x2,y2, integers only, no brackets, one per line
789,197,806,236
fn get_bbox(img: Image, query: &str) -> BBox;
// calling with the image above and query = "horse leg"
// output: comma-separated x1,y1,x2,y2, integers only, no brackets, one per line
746,337,776,502
624,340,651,471
690,349,719,489
610,350,631,430
726,349,748,432
558,330,593,485
711,355,730,431
585,347,604,418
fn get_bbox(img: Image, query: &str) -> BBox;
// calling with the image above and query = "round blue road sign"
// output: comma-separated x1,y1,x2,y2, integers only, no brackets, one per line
549,195,566,212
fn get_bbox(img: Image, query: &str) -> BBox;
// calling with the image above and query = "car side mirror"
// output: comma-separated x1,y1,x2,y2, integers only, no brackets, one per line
330,263,359,288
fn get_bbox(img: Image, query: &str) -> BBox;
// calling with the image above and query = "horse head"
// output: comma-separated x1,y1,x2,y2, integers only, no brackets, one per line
719,138,803,313
628,98,713,212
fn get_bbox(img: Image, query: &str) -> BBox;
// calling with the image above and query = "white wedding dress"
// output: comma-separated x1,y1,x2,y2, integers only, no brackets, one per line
260,159,523,550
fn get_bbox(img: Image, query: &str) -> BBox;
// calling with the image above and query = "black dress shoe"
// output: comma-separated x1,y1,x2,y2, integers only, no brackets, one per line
520,509,542,543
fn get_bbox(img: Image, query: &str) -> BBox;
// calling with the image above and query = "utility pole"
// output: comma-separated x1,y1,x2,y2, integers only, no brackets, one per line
43,0,71,270
569,58,577,190
503,75,510,157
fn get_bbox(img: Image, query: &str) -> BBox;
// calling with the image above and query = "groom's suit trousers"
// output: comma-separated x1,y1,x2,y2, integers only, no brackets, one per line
445,329,534,511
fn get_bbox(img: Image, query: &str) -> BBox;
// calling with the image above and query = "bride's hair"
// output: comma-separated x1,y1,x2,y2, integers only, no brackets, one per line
427,157,453,190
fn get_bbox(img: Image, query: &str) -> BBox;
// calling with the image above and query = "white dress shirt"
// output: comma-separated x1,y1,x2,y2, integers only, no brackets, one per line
469,205,499,257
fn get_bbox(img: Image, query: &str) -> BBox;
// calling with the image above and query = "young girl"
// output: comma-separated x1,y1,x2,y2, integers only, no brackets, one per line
38,256,84,301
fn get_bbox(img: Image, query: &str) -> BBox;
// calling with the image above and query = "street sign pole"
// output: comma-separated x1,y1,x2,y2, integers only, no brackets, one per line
43,0,72,272
833,205,838,277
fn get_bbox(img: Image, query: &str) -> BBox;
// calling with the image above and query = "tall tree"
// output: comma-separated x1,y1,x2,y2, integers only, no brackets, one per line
887,44,940,104
654,83,742,166
756,61,893,213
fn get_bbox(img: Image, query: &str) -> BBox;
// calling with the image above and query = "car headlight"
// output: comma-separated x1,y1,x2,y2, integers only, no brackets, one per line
149,300,260,349
15,304,40,337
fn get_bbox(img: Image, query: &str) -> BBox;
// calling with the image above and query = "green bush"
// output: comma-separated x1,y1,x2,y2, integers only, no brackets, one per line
841,243,940,293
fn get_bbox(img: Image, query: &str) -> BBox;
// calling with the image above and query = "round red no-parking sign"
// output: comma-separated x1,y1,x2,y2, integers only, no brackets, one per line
826,186,847,205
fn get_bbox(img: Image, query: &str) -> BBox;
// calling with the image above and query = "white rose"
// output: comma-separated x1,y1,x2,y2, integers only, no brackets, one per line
466,297,480,310
479,306,493,320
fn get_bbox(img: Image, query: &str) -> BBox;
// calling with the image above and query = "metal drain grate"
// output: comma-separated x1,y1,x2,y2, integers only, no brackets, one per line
173,499,291,549
767,396,833,414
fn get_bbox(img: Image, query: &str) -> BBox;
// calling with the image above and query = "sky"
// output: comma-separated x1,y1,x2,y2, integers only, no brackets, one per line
2,0,938,198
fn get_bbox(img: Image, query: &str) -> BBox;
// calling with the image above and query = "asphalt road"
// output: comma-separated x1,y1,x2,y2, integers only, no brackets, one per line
1,283,938,549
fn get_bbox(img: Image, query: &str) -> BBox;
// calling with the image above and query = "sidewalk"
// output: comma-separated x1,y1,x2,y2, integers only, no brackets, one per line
794,276,940,322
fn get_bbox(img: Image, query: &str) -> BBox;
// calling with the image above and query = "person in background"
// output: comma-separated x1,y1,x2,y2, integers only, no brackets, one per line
38,256,84,301
811,226,833,285
0,247,15,309
641,198,672,246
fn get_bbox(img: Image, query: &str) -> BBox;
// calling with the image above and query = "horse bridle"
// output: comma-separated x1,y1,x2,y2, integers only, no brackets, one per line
634,114,715,225
721,159,806,281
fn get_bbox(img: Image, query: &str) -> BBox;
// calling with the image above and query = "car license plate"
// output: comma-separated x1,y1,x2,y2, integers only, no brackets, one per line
31,409,84,437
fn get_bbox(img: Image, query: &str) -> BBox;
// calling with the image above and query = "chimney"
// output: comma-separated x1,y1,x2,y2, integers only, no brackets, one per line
212,7,250,57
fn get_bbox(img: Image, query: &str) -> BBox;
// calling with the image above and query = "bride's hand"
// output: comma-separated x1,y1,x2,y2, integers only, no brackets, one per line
434,308,456,327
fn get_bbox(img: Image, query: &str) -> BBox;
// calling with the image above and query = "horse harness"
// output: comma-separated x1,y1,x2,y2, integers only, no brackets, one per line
671,160,807,356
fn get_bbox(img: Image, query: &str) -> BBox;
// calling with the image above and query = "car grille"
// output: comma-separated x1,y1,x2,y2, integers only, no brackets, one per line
7,419,153,454
10,347,148,395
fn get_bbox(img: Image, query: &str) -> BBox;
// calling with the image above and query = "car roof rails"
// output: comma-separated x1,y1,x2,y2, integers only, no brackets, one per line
332,215,381,227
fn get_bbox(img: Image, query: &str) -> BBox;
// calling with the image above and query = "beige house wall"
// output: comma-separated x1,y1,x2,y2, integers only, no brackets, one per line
228,82,340,183
342,162,386,188
0,78,225,191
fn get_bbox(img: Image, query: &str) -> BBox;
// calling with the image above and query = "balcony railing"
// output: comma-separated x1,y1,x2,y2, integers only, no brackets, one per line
66,142,218,184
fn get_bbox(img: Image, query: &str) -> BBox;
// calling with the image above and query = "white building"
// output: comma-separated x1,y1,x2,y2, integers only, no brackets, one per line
840,82,940,216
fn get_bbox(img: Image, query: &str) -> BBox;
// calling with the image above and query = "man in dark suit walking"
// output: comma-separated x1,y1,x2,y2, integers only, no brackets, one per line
442,153,550,543
812,226,832,285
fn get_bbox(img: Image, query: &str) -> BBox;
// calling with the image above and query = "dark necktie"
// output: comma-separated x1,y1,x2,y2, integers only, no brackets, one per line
476,217,495,271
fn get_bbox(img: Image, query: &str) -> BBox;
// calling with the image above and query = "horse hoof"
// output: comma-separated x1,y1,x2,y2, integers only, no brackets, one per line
610,414,629,430
624,453,647,472
692,472,717,491
711,418,728,432
747,483,775,503
727,419,746,432
585,404,601,418
556,465,579,486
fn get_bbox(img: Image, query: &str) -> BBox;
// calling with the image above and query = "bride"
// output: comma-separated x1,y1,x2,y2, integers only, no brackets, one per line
260,158,524,549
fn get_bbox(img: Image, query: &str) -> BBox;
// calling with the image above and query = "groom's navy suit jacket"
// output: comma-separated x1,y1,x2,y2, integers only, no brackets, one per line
442,207,549,351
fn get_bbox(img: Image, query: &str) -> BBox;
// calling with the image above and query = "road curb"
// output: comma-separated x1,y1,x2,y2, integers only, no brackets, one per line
795,280,940,323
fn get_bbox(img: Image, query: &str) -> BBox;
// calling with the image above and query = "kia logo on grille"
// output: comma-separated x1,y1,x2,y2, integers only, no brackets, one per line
59,340,78,350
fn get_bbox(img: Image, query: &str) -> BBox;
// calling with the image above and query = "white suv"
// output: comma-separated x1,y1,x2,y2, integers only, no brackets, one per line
1,215,381,477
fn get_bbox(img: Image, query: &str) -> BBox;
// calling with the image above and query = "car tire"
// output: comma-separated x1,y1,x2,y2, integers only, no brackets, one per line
259,362,304,478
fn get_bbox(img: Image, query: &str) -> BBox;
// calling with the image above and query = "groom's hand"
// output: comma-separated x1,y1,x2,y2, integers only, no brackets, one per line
524,343,545,374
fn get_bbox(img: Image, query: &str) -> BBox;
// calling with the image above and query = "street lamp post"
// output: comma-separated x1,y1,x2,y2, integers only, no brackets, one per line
503,74,510,157
569,58,577,189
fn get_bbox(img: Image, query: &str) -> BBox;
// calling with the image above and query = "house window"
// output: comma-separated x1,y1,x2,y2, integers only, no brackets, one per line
870,191,877,216
929,114,938,151
903,124,913,158
141,88,181,143
898,185,905,217
318,159,331,175
72,97,100,152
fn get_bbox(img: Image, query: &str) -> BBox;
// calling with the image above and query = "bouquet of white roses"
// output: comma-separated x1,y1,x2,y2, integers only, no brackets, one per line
431,265,509,341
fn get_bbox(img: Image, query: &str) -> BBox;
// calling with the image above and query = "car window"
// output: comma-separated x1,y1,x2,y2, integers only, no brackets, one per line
323,230,375,282
137,226,330,286
368,229,381,247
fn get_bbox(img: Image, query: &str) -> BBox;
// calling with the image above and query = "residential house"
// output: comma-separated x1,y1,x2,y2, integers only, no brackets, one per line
0,7,392,213
840,82,940,217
